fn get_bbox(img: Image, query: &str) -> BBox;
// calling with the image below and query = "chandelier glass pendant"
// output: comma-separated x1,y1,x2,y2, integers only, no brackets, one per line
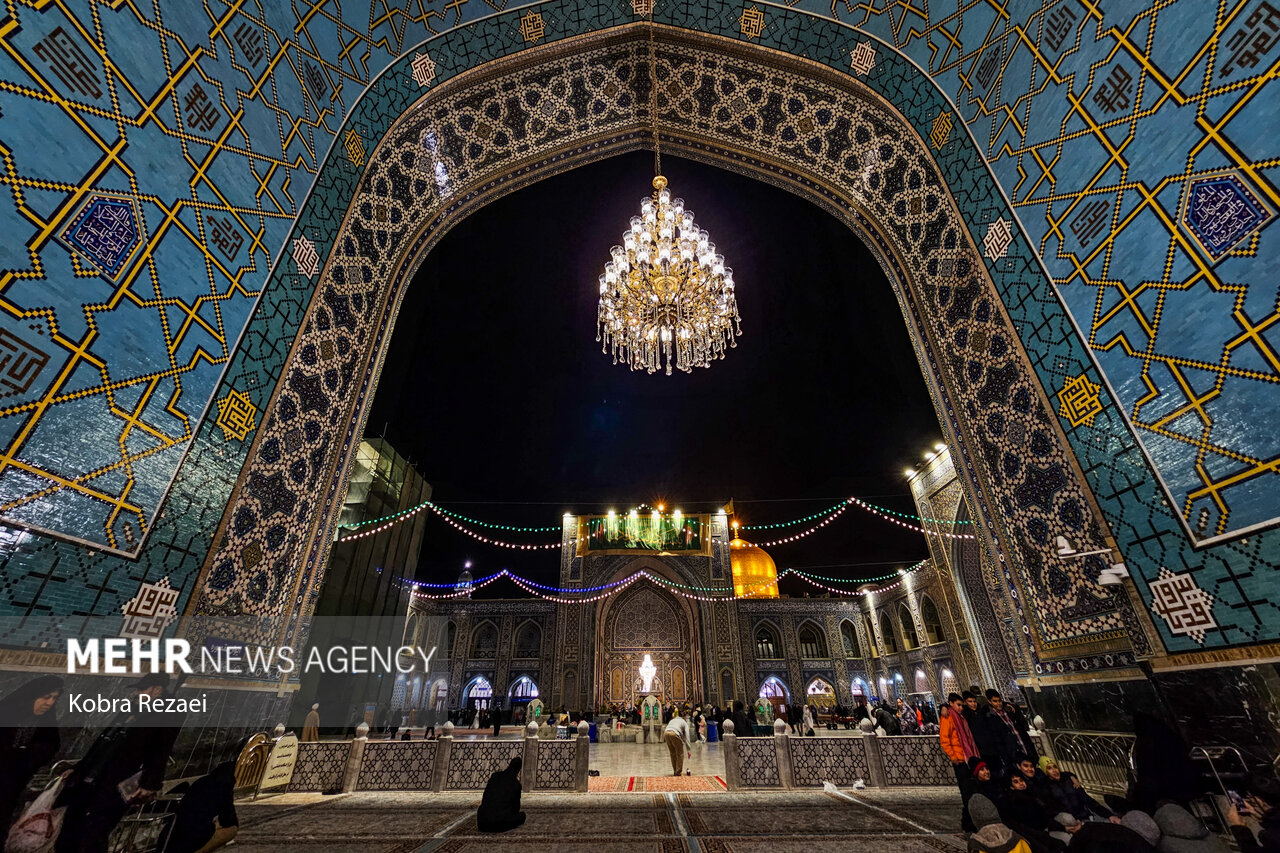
595,12,741,375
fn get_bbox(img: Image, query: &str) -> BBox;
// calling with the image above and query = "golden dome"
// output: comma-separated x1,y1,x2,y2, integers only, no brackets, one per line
730,537,779,599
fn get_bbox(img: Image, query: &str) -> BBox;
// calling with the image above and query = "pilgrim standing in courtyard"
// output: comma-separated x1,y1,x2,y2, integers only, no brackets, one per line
0,674,63,828
302,703,320,742
664,710,692,776
493,703,503,738
477,757,525,832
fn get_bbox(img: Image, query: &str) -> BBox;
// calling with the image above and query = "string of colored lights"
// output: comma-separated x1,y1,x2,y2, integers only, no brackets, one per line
739,500,846,530
338,503,431,541
645,571,780,599
789,560,928,595
341,492,970,538
874,505,970,525
421,504,560,533
400,562,928,603
744,503,850,546
419,506,560,549
849,498,975,540
790,563,921,585
506,572,644,604
400,570,505,589
404,572,505,600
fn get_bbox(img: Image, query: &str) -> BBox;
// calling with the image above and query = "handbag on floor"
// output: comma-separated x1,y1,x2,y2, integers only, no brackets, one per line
5,777,66,853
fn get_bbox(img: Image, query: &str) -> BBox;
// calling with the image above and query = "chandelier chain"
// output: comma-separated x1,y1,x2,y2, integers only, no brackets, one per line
648,4,660,177
595,7,740,374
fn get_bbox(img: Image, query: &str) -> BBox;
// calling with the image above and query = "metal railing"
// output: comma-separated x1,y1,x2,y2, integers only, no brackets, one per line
1044,729,1135,794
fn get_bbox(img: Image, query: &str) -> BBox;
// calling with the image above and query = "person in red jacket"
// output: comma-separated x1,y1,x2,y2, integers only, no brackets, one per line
940,692,981,831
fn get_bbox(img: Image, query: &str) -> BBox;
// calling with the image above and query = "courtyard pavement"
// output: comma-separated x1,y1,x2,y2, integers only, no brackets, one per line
233,786,966,852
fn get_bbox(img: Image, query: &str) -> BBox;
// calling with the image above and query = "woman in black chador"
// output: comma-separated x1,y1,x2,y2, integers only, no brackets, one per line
0,675,63,827
477,756,526,832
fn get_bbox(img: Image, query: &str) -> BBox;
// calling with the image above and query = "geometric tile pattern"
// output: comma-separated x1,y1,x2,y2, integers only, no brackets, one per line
0,0,1276,665
534,740,577,790
356,740,437,791
735,738,780,787
445,741,523,790
288,742,350,793
878,736,956,786
788,737,869,787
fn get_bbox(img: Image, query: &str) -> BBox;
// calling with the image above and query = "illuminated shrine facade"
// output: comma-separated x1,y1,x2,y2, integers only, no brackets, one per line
403,511,980,716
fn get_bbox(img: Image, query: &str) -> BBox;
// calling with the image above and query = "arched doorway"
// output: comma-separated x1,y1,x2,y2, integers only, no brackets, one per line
463,676,493,714
598,580,695,706
760,676,790,718
508,675,539,716
428,678,449,715
806,677,836,710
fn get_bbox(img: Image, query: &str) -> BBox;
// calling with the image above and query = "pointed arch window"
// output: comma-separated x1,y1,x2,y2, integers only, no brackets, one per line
471,621,498,658
879,612,899,654
797,621,828,658
840,619,860,657
509,676,539,700
899,604,920,651
514,621,541,658
920,596,945,645
756,624,782,659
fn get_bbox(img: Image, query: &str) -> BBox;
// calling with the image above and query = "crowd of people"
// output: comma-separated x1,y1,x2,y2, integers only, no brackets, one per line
7,672,1279,849
942,691,1280,853
0,673,239,853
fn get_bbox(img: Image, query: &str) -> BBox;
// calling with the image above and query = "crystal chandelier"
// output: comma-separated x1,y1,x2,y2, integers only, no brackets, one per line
595,12,741,375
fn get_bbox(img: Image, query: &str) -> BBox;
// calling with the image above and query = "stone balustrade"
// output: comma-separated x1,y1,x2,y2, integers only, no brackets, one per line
286,720,590,793
719,720,1053,790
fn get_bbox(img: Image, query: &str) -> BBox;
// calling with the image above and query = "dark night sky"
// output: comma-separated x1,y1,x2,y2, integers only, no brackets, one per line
367,151,942,595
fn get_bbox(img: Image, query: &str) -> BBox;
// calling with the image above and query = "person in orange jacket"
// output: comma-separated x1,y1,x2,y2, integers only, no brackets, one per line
941,692,981,831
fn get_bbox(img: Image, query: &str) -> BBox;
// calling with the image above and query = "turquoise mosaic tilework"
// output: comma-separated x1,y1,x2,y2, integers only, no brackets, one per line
0,0,1275,663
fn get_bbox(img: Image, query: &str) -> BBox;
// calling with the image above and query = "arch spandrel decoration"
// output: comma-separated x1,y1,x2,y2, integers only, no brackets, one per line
1,0,1275,666
192,31,1140,670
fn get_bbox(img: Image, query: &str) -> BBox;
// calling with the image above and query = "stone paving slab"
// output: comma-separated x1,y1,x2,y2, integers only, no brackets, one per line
227,786,966,852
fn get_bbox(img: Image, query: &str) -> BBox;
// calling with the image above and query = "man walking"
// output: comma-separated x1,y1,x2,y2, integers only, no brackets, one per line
492,703,503,738
56,673,182,853
664,710,692,776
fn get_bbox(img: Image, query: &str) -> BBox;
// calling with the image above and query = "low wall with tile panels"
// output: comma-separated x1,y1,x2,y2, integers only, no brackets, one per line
287,742,350,793
788,735,874,787
878,735,956,786
735,737,783,788
282,733,588,793
725,733,976,790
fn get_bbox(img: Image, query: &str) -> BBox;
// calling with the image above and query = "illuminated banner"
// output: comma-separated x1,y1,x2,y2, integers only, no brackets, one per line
577,512,709,555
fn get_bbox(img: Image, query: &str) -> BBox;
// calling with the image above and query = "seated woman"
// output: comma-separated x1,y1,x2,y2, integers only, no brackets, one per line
477,757,525,833
1038,757,1118,826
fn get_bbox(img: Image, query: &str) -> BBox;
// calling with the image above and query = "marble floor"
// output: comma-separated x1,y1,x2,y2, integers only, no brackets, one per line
232,787,967,852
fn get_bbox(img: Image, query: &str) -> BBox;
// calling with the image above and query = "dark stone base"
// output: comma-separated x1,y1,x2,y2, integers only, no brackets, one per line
1024,662,1280,777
